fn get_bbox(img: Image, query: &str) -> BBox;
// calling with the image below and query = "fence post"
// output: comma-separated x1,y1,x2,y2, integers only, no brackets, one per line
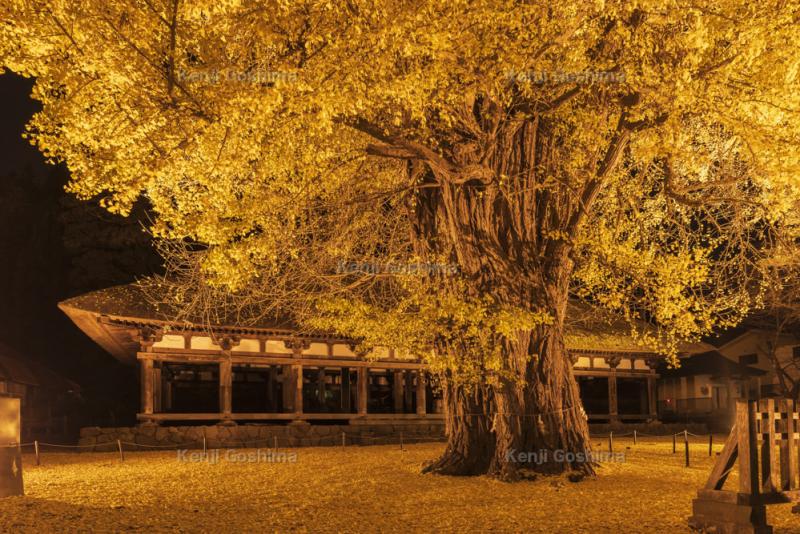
341,432,346,447
608,431,613,454
708,433,712,457
117,439,124,462
684,430,689,467
273,436,278,452
673,433,676,454
34,440,40,466
202,435,207,455
633,430,637,445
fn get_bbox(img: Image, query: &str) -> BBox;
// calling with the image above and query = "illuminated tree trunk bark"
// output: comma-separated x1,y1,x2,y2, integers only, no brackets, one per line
490,324,594,480
411,117,597,479
427,324,593,480
423,378,494,476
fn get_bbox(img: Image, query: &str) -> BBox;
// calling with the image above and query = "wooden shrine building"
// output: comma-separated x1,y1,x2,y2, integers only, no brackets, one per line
59,284,693,427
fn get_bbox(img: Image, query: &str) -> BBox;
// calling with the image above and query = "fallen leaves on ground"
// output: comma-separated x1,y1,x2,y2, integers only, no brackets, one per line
1,437,798,533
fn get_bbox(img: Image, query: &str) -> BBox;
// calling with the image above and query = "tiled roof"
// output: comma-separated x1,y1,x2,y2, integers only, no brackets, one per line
57,282,713,356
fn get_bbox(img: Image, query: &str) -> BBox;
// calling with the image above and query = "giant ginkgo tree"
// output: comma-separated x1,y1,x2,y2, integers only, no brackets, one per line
3,0,800,479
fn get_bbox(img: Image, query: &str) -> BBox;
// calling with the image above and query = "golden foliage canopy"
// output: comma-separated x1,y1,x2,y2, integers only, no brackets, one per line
3,0,800,366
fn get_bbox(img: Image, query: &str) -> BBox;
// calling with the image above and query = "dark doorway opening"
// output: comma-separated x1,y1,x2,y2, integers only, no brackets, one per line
577,376,609,415
162,363,218,413
232,364,284,413
618,378,648,415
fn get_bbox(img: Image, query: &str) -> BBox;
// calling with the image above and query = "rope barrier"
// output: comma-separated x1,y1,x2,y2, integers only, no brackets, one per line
120,441,202,449
36,431,711,450
17,428,716,469
33,441,99,449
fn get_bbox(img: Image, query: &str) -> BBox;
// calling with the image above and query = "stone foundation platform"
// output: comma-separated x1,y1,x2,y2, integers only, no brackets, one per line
78,421,445,452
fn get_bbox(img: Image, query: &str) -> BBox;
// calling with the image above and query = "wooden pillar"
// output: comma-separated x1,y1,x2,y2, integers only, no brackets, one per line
341,367,351,412
293,363,304,417
219,357,233,422
393,370,404,413
357,367,369,415
608,371,619,424
140,358,154,416
647,374,658,420
416,371,427,416
282,365,294,412
737,400,760,495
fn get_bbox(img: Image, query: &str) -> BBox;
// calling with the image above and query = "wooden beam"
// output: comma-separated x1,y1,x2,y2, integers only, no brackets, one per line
137,412,446,421
762,399,778,494
573,369,653,378
738,400,760,496
782,399,798,491
704,424,739,490
139,352,426,370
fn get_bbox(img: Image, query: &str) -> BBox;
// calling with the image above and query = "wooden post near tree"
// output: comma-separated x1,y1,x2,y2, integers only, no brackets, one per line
689,399,800,534
684,430,689,467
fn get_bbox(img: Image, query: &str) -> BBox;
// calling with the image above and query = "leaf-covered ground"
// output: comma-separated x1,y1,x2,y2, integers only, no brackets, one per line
2,437,798,533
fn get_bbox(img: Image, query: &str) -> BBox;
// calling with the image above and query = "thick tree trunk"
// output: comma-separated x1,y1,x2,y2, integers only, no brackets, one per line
425,323,593,480
489,324,594,480
423,377,495,476
410,116,598,480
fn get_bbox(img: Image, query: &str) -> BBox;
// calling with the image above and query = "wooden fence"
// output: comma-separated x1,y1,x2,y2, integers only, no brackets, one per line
689,399,799,534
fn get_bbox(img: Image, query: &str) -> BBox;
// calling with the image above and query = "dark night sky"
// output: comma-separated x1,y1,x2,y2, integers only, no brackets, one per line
0,73,161,425
0,75,47,175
